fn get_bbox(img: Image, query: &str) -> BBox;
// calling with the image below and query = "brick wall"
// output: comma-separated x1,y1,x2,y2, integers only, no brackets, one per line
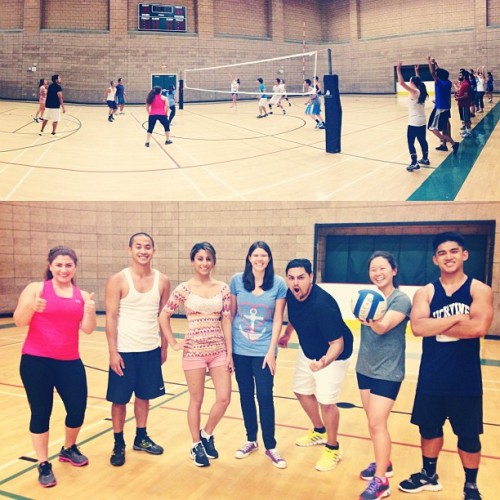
0,0,24,30
1,201,499,334
0,0,498,100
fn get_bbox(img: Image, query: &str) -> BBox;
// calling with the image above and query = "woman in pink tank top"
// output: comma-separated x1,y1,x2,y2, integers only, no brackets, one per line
13,246,96,488
145,85,172,147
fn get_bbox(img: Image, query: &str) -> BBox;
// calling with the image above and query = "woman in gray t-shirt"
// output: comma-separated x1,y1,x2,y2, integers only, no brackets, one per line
355,251,412,500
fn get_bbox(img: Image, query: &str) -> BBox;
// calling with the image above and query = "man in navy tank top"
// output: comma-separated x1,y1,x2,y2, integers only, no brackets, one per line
399,232,493,500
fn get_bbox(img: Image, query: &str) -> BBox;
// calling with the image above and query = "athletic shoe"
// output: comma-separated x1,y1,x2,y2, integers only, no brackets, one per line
452,142,460,154
315,446,343,471
263,113,268,117
165,140,173,145
190,442,210,467
417,158,430,166
282,109,286,115
133,436,164,455
463,482,482,499
359,476,391,499
110,443,126,466
38,461,57,488
256,115,264,118
435,144,448,151
318,123,326,129
461,131,472,138
33,117,39,123
58,445,89,466
108,116,113,122
360,462,394,481
268,111,273,115
265,448,287,469
235,441,259,459
145,142,150,147
406,162,420,172
314,122,320,129
295,429,327,447
478,109,483,113
398,469,442,493
200,432,218,459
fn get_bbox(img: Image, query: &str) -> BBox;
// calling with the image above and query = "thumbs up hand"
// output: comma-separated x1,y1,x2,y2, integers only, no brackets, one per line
84,292,96,314
33,289,47,313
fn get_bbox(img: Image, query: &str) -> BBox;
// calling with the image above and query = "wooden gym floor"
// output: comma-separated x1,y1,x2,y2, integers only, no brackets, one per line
0,97,498,202
0,316,499,499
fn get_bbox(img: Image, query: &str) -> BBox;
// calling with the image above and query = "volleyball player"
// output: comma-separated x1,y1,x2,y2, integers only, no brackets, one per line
399,232,493,500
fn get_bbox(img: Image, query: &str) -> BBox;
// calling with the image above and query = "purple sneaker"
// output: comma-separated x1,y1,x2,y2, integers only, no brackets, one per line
265,448,287,469
235,441,258,459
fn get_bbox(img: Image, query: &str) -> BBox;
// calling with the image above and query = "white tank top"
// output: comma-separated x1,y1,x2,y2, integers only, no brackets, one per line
117,268,161,352
408,91,426,127
106,88,117,101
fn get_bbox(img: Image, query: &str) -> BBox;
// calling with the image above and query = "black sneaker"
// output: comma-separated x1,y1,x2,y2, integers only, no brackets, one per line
398,469,442,493
110,443,126,466
435,144,448,151
165,139,173,145
406,162,420,172
190,442,210,467
145,142,150,147
452,142,460,154
200,432,218,459
282,109,286,115
38,461,57,488
463,482,482,499
108,116,113,122
418,158,430,166
133,436,164,455
58,444,89,466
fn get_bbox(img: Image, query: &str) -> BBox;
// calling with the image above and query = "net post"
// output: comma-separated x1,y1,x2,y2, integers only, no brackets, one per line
327,48,333,75
324,74,342,153
179,79,184,109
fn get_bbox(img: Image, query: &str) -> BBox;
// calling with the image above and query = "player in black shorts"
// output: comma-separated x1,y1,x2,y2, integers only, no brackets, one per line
398,232,493,500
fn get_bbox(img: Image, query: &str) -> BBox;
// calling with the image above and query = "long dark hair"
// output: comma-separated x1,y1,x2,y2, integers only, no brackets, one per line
44,246,78,284
242,241,275,292
410,76,428,104
368,251,399,288
146,86,162,104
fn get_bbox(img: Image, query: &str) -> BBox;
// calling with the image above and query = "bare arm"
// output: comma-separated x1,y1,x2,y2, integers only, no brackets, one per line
158,273,171,364
262,298,285,374
428,56,438,82
105,273,125,376
279,321,294,348
410,285,464,337
439,281,493,339
80,290,96,334
397,61,419,97
13,282,44,326
57,90,65,113
310,337,344,372
362,309,407,335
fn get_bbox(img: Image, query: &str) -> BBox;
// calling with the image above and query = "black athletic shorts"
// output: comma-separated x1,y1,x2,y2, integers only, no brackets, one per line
106,347,165,404
411,392,483,436
356,372,402,401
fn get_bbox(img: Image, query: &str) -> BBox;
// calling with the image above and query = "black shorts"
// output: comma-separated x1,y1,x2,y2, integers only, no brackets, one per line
459,106,471,122
356,372,401,401
106,347,165,404
107,100,117,110
411,392,483,437
427,108,450,132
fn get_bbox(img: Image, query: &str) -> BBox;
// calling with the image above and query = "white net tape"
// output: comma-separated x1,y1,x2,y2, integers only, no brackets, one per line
184,51,318,100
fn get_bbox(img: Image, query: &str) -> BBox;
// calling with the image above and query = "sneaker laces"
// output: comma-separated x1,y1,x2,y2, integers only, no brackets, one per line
240,441,256,453
267,449,283,461
365,477,383,495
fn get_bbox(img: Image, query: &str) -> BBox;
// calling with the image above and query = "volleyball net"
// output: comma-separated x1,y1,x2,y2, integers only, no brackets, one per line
183,50,318,102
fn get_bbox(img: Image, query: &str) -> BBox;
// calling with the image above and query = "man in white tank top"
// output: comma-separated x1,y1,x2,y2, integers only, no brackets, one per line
105,232,171,467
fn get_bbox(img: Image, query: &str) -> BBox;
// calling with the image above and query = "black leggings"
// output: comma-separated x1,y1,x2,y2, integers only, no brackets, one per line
169,105,176,124
147,114,170,134
407,125,428,158
20,354,87,434
475,92,484,110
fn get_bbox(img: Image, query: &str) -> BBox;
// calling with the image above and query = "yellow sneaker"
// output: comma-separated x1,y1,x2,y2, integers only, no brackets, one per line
315,446,343,472
295,429,327,447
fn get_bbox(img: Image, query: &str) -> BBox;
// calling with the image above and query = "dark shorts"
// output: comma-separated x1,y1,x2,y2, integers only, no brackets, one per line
411,392,483,437
427,108,451,131
356,372,401,401
117,96,125,105
459,106,471,122
106,347,165,404
147,114,170,133
107,100,117,110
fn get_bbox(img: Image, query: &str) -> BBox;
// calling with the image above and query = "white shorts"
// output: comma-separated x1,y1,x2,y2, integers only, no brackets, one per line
258,97,267,107
292,348,350,405
43,108,61,122
269,95,282,105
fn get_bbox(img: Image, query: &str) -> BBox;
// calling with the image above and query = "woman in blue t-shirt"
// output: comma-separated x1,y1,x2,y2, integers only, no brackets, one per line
230,241,287,469
356,251,412,500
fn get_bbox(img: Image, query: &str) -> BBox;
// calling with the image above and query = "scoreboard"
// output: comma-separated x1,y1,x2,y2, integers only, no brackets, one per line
138,4,187,32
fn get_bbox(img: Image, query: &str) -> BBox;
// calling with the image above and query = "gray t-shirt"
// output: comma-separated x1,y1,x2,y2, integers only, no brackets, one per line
355,288,411,382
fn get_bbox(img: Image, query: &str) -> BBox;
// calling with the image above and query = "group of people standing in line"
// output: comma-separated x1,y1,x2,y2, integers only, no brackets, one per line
14,231,493,500
397,57,494,172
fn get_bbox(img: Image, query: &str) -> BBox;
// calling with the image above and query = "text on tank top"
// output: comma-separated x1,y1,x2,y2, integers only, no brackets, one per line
117,268,161,352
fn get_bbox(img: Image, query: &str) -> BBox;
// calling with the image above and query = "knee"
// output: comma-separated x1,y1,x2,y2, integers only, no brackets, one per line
367,416,387,434
458,435,481,454
217,392,231,409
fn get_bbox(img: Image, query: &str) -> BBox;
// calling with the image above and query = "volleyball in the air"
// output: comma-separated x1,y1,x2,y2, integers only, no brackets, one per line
351,289,387,321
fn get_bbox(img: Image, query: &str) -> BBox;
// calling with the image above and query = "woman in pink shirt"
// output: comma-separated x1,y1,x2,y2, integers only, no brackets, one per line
34,78,48,123
145,85,172,147
14,246,96,488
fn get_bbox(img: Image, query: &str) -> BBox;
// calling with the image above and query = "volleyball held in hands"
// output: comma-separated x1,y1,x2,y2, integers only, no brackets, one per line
351,289,387,321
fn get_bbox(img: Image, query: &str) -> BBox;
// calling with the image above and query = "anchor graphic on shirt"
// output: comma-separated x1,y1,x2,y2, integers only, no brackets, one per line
240,307,267,341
